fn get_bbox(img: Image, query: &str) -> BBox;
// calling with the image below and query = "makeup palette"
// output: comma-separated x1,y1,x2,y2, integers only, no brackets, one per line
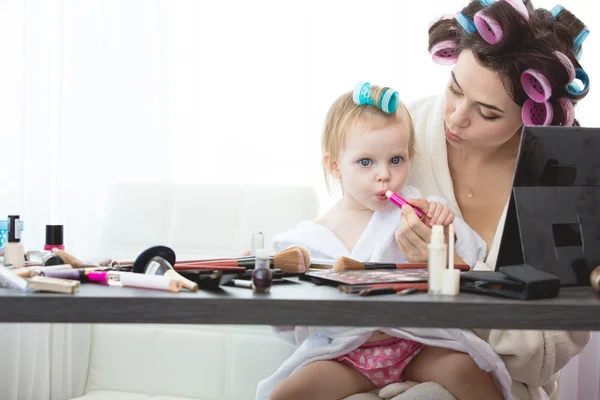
305,269,428,286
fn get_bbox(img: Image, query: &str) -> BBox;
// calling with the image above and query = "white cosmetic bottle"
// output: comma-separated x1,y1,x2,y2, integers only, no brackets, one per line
428,225,447,295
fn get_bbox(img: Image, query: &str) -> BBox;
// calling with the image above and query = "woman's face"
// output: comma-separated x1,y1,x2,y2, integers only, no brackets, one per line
444,50,524,150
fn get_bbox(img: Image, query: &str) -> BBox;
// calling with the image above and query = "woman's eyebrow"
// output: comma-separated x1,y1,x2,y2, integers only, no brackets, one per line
451,71,506,113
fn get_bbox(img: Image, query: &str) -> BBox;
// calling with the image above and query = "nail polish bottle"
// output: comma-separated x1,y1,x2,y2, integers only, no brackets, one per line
3,215,24,268
44,225,65,251
252,248,272,293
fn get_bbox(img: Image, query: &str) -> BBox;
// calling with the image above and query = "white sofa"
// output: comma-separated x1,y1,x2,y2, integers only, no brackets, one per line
71,183,319,400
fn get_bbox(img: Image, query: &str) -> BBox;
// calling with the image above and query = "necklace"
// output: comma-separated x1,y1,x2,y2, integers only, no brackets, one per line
465,172,481,198
446,136,483,199
450,156,481,199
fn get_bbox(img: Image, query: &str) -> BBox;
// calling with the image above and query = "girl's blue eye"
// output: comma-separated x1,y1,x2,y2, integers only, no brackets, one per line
359,159,372,167
391,156,403,164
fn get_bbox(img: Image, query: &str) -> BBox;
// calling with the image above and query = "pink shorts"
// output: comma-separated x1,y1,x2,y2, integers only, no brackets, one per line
336,337,424,388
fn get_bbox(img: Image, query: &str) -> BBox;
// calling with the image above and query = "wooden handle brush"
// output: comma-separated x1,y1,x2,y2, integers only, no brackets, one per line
172,264,247,272
333,256,470,272
52,250,112,269
173,246,307,274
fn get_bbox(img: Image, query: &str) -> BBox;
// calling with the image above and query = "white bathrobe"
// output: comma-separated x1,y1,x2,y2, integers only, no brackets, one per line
406,94,591,400
255,186,506,400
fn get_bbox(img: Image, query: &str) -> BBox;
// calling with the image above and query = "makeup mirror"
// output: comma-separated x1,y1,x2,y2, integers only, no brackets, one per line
496,126,600,286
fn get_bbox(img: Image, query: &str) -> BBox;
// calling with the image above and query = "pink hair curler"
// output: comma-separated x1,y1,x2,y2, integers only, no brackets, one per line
431,40,458,65
557,98,575,127
522,99,553,126
554,51,576,83
521,69,552,102
504,0,529,19
474,11,504,44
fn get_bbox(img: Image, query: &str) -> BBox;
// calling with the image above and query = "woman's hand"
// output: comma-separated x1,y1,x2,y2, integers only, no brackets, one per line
395,199,432,262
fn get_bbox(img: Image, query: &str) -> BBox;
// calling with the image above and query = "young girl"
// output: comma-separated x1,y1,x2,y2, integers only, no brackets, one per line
256,83,508,400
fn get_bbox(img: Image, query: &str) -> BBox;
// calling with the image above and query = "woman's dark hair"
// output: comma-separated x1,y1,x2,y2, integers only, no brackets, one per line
429,1,589,126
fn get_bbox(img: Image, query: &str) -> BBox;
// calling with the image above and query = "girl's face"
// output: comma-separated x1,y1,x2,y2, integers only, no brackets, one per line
326,122,411,211
444,50,524,150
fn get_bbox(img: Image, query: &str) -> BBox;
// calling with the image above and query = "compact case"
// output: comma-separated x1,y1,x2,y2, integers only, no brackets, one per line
460,264,560,300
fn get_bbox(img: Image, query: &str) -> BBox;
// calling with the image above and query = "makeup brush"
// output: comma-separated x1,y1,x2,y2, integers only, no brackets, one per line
175,245,307,267
333,256,470,272
173,246,306,274
51,249,110,269
591,266,600,294
173,264,247,272
294,246,311,268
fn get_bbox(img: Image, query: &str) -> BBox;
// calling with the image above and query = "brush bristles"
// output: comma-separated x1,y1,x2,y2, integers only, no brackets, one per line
293,245,311,267
273,247,306,273
333,256,364,272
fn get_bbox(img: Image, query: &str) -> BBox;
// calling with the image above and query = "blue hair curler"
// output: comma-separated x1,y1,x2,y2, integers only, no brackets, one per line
566,68,589,96
550,5,564,19
455,12,476,35
379,89,399,114
353,82,399,114
574,28,590,52
478,0,495,6
353,82,374,107
576,45,583,61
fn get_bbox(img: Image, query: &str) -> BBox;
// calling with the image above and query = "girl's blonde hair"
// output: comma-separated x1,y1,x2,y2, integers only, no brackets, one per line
321,85,416,192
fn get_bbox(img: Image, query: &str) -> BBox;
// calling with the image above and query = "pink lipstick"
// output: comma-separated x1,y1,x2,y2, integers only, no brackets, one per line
385,190,426,219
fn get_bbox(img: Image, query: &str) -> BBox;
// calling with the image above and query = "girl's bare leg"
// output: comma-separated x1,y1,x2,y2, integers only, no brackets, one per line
269,360,376,400
403,346,503,400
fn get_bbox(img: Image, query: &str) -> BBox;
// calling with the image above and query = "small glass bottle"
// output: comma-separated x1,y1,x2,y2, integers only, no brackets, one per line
44,225,65,251
252,248,272,293
250,232,264,256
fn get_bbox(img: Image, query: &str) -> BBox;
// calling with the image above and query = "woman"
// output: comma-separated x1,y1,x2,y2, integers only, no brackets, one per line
392,1,591,399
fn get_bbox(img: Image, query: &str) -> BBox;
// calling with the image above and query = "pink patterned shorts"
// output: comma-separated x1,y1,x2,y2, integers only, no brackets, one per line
336,337,424,388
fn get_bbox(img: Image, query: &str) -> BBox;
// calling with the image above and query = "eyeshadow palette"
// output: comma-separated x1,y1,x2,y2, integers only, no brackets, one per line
305,269,428,286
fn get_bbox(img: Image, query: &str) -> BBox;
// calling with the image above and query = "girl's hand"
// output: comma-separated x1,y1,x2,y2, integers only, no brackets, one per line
423,201,455,227
395,201,432,262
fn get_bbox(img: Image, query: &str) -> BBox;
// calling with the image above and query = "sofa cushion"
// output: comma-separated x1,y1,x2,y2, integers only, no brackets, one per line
71,391,152,400
71,390,200,400
97,183,320,260
84,324,295,400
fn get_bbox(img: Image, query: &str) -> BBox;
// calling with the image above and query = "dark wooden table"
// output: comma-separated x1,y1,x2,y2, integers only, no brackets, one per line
0,278,598,330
